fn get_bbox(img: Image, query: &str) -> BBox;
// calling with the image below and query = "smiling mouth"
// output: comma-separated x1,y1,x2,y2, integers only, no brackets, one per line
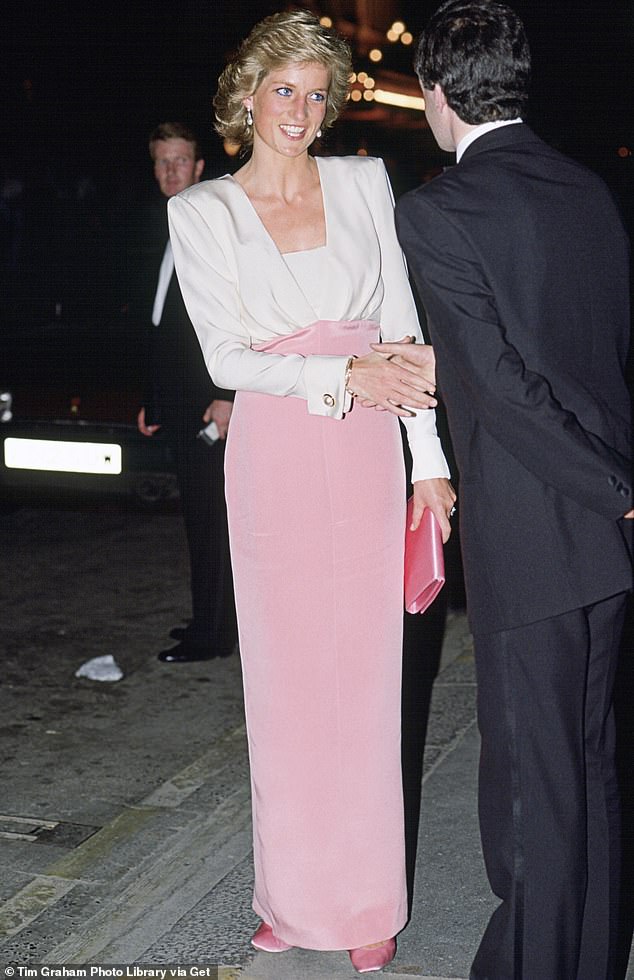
279,125,306,138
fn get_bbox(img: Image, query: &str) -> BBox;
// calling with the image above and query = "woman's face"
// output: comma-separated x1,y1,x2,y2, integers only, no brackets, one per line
245,61,330,159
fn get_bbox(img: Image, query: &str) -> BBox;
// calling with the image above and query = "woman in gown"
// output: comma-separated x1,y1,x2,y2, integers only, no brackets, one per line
168,10,455,974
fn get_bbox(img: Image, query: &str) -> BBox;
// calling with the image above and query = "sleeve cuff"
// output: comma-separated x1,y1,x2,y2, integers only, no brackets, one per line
303,355,351,419
410,435,452,483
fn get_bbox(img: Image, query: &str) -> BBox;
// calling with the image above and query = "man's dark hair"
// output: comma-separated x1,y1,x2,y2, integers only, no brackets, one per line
415,0,531,124
148,122,202,161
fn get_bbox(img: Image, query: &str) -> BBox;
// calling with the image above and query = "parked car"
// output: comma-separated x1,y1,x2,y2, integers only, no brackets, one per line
1,309,177,507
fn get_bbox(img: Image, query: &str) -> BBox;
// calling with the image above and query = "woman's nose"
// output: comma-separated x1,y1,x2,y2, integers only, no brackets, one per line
289,97,308,120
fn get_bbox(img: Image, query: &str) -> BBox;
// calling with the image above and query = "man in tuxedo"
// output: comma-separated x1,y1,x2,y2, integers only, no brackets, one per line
383,2,633,976
138,122,236,663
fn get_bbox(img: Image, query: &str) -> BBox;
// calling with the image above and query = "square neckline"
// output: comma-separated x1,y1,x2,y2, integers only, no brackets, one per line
225,156,329,256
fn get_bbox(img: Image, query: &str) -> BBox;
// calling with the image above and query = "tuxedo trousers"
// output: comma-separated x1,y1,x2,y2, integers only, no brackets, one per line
170,430,236,652
471,592,627,980
224,320,408,950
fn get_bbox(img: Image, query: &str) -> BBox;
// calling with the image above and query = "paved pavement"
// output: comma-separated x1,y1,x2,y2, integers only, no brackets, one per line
1,504,632,979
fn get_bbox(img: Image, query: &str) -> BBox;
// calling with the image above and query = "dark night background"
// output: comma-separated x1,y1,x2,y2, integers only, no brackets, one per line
1,0,632,309
1,7,633,969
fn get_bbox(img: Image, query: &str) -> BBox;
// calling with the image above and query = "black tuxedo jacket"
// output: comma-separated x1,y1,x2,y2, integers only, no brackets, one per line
396,124,632,634
144,208,233,436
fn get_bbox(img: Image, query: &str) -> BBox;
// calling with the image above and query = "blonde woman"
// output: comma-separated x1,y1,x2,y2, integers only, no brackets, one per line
168,10,454,973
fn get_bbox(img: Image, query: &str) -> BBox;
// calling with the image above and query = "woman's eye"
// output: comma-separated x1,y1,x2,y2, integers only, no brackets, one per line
276,87,292,97
310,92,326,102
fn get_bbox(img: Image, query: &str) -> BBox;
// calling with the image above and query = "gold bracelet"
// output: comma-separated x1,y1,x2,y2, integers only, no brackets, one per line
344,355,356,395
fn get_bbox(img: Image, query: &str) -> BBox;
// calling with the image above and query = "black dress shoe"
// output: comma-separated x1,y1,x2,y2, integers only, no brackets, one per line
158,640,216,663
157,638,235,663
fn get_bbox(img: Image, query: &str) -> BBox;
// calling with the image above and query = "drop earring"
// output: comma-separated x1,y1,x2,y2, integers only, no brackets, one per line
246,107,253,126
317,128,322,138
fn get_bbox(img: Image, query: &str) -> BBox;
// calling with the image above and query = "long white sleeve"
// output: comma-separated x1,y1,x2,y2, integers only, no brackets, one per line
167,154,453,478
370,160,450,482
168,192,350,418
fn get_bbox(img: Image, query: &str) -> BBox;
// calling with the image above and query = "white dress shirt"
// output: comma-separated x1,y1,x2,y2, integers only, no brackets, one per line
151,240,174,326
456,118,523,162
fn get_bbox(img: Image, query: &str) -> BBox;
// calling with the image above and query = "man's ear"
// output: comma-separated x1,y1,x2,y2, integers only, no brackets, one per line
433,83,448,113
194,158,205,181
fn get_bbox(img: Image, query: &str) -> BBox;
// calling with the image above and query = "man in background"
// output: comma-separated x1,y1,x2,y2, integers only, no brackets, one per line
138,122,236,663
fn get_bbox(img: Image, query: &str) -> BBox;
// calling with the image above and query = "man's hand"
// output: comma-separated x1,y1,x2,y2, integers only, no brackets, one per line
410,478,457,544
347,351,438,416
137,406,161,437
625,510,634,519
203,399,233,439
371,339,436,392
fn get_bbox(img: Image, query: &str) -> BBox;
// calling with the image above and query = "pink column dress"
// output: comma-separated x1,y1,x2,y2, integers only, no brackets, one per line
224,315,408,951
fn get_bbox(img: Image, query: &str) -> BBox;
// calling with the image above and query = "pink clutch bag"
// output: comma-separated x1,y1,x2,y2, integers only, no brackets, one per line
404,499,446,614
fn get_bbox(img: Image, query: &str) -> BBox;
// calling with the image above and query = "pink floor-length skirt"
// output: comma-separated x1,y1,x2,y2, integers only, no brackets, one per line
224,319,408,950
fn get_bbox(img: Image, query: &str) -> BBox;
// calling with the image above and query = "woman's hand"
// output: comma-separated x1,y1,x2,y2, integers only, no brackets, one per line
347,351,438,416
410,478,457,543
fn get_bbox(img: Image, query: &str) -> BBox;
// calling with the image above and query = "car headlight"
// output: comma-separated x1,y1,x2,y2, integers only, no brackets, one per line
0,390,13,423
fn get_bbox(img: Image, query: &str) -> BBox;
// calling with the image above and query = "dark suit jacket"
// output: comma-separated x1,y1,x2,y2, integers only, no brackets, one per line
396,124,632,634
144,208,233,438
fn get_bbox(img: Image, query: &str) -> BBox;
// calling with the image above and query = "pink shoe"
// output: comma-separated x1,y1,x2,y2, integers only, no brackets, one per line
250,921,293,953
349,938,396,973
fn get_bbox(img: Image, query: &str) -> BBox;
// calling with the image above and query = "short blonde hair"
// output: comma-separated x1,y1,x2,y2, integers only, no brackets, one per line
214,10,352,152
